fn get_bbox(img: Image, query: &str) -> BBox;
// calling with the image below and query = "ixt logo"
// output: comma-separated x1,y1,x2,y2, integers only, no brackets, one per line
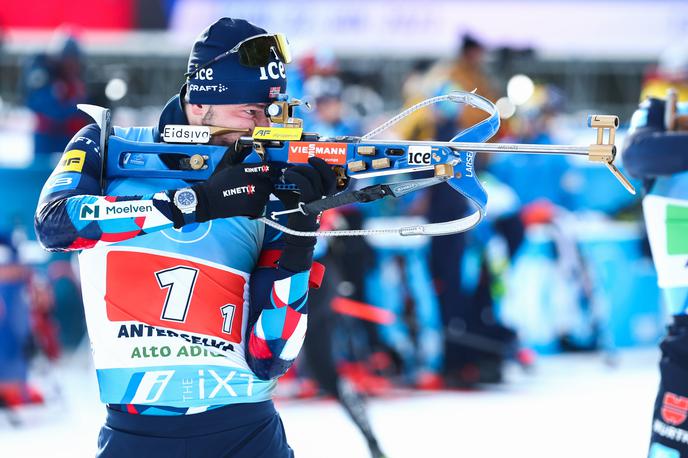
80,204,100,219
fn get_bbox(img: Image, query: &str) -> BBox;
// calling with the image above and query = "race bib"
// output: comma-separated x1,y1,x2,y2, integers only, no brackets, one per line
105,250,245,343
643,195,688,288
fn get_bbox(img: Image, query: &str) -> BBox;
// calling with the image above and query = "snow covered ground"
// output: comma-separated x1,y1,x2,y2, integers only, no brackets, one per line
0,348,660,458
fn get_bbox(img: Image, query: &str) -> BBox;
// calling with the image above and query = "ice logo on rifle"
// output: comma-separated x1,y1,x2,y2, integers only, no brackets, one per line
662,392,688,425
408,145,432,165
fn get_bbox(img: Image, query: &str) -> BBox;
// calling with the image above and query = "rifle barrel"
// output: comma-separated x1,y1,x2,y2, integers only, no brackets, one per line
371,139,591,156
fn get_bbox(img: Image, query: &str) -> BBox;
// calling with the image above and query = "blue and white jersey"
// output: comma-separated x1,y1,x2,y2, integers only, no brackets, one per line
35,96,313,415
625,98,688,315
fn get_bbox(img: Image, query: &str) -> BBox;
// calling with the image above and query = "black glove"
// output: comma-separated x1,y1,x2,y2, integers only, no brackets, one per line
168,162,275,228
277,157,337,271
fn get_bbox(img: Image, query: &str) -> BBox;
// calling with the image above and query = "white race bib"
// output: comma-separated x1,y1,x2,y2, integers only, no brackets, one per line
643,195,688,288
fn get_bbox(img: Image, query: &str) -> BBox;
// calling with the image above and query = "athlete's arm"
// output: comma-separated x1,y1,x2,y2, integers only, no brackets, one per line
35,124,274,251
623,97,688,179
245,248,313,381
623,129,688,179
34,124,181,251
244,158,336,380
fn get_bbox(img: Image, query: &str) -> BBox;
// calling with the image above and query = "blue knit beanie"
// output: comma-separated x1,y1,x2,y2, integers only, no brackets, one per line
185,18,287,105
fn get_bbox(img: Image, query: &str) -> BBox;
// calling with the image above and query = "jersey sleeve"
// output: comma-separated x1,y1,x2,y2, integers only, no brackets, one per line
623,128,688,179
34,124,178,251
245,264,310,380
244,200,313,380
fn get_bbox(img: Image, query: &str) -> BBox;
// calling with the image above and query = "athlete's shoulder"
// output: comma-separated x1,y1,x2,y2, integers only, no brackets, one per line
68,123,102,151
70,122,158,148
114,125,157,143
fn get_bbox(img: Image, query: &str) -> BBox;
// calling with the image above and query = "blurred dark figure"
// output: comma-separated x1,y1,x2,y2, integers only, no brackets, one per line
640,42,688,103
304,75,361,137
47,256,85,349
448,36,519,385
0,232,60,410
396,34,499,141
401,33,520,385
427,180,521,386
22,28,89,158
446,34,499,135
303,257,386,458
301,211,386,458
490,85,571,208
0,233,36,408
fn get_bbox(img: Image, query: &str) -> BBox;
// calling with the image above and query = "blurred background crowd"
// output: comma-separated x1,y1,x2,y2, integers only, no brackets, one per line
0,0,685,417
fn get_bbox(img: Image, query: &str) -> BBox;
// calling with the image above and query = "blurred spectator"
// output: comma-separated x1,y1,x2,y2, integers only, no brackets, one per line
296,70,386,456
0,232,59,409
425,168,521,385
364,234,444,387
449,34,499,131
640,43,688,102
287,49,340,127
489,85,571,208
502,201,602,353
301,211,387,458
396,34,519,385
304,76,361,137
47,256,85,349
0,233,34,408
354,180,444,389
22,28,89,158
393,34,501,142
393,62,442,141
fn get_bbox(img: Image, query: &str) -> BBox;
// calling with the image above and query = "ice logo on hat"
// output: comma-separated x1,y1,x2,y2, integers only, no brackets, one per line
186,18,287,105
258,61,286,81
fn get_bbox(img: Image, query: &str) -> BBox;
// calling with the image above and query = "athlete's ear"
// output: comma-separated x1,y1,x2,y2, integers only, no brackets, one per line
187,103,208,117
184,103,211,126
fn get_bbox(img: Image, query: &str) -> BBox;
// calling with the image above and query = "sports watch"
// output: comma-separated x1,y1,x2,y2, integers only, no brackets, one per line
174,188,198,214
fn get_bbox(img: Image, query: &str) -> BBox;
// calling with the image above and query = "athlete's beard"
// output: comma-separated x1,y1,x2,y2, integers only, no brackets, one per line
201,106,214,126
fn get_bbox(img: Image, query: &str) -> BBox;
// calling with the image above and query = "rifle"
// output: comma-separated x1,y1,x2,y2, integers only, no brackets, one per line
78,90,634,237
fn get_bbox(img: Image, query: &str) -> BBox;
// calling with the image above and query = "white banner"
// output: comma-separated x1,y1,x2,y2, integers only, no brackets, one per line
170,0,686,59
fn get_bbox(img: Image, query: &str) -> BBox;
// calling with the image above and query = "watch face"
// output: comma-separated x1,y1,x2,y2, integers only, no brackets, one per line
177,191,195,206
175,189,197,213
